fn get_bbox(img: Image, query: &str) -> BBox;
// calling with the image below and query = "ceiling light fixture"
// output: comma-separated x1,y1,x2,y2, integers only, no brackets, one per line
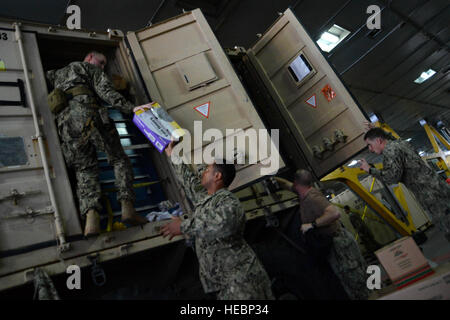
414,69,436,84
316,24,350,53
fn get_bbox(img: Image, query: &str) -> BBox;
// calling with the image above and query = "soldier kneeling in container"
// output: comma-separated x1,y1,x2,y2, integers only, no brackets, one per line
46,51,148,237
161,141,274,300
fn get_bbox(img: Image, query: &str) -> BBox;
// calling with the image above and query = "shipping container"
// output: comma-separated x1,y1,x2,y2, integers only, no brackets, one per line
0,8,370,295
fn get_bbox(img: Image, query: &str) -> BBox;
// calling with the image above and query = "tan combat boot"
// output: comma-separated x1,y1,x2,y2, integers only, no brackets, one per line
121,200,148,225
84,209,100,237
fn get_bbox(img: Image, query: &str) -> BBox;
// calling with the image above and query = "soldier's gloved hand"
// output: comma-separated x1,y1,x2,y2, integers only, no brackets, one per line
358,159,370,173
133,101,156,113
164,141,178,157
300,223,313,234
133,105,150,113
161,216,182,240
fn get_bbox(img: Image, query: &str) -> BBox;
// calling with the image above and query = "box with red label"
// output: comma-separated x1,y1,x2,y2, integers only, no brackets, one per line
379,263,450,300
375,236,434,289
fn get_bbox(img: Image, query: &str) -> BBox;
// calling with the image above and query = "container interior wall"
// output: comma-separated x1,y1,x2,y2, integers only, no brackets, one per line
35,35,172,227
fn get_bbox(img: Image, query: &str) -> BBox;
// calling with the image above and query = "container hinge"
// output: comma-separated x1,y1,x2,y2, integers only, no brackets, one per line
57,242,71,253
87,254,106,287
0,188,42,205
119,243,132,257
1,206,54,222
31,133,44,140
107,28,124,39
24,268,35,283
263,206,279,228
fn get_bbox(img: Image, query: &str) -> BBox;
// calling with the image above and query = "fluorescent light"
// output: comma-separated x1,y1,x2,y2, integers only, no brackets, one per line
414,69,436,84
405,138,412,142
321,32,339,43
369,114,379,123
316,24,350,52
419,151,426,156
419,119,427,126
348,160,358,167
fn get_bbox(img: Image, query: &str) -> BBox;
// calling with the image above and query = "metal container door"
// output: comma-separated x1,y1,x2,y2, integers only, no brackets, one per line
0,26,81,260
126,9,285,189
247,8,368,177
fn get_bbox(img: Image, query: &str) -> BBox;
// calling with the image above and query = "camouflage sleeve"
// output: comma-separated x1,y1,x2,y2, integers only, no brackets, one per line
350,214,364,230
369,147,403,185
180,196,243,242
91,68,134,114
171,156,207,205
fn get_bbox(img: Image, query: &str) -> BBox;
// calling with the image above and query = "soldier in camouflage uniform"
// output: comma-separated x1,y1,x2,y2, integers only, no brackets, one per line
275,171,369,300
344,206,382,253
161,142,274,300
46,52,147,236
360,128,450,241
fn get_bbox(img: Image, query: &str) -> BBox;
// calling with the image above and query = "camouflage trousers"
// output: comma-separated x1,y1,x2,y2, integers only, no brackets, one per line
358,230,382,253
216,258,274,300
423,199,450,236
327,228,369,300
413,180,450,236
56,105,135,216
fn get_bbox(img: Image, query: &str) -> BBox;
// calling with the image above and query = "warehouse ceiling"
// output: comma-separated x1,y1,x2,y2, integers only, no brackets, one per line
1,0,449,153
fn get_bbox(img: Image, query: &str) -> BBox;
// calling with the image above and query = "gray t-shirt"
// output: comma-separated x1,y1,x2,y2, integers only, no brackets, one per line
299,188,339,236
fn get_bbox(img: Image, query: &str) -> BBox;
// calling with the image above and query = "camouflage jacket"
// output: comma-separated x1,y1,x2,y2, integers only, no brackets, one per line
369,140,450,216
349,212,366,232
46,61,134,115
172,157,262,293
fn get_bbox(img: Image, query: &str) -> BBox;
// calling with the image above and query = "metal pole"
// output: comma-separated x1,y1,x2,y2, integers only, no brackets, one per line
14,23,69,252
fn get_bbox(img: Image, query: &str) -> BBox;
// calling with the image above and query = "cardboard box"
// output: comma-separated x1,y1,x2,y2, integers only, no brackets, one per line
379,263,450,300
133,102,185,153
375,236,434,289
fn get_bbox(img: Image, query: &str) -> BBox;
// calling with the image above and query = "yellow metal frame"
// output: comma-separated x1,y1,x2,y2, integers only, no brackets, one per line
374,121,401,140
321,166,416,236
333,202,384,224
331,120,448,237
355,177,376,242
422,124,450,178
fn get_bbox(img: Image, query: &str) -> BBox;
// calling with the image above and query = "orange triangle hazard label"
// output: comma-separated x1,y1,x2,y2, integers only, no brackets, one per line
305,94,317,108
194,102,210,118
